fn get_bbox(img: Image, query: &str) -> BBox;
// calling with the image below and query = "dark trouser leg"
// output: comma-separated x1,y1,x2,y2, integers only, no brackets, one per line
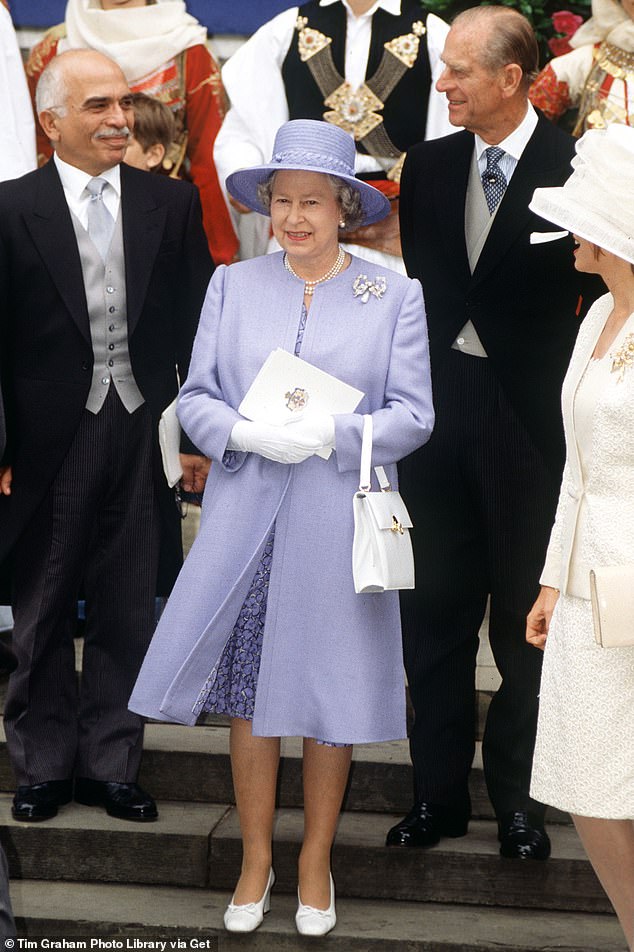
399,356,489,810
401,351,559,817
76,396,159,781
5,391,159,785
478,388,558,819
6,454,99,784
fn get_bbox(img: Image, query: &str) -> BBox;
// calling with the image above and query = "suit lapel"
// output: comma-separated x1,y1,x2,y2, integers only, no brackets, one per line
433,132,473,285
121,164,167,338
471,117,566,287
24,161,91,343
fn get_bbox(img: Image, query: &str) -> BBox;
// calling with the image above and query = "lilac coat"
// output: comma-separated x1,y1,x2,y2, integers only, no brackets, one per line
129,252,434,743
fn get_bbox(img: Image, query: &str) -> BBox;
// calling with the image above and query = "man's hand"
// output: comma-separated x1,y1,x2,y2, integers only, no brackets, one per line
0,466,12,496
526,585,560,651
179,454,210,495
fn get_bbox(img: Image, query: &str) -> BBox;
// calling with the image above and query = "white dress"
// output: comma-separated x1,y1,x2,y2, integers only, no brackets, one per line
530,299,634,819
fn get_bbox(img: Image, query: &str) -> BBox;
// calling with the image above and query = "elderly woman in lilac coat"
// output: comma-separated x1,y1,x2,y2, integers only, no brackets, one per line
129,119,434,937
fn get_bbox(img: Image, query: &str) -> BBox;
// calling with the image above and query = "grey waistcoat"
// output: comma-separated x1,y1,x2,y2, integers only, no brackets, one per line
71,210,144,414
452,151,501,359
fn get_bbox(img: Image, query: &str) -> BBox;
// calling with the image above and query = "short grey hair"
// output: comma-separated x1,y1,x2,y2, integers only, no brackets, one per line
256,172,365,230
451,6,539,91
35,56,70,116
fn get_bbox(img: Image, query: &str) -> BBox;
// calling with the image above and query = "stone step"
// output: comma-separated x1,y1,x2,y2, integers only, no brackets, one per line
0,795,605,913
210,807,609,914
0,722,569,824
0,721,570,826
9,881,625,950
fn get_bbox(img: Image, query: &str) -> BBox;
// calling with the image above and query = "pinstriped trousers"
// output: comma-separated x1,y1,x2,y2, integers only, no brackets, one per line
5,387,160,785
399,349,561,819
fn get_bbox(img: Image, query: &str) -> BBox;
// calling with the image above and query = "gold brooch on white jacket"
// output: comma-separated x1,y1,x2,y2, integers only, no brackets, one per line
610,332,634,382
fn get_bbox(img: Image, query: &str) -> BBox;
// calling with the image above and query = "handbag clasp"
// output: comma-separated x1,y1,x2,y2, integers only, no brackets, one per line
391,515,404,534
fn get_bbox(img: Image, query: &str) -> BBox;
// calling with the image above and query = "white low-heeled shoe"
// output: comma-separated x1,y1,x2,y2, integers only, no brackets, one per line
295,872,336,936
224,867,275,933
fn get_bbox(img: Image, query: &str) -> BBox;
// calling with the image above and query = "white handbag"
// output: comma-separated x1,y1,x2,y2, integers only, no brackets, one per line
589,565,634,648
352,414,415,594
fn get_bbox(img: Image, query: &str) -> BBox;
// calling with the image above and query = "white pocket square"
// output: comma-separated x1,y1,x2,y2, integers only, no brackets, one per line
530,230,569,244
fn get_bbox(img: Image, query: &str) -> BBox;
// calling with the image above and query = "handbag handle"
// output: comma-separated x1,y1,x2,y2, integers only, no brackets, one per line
359,414,391,492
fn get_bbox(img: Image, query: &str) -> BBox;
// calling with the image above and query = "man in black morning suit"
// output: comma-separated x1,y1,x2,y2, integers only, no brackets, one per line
0,50,213,822
386,6,602,858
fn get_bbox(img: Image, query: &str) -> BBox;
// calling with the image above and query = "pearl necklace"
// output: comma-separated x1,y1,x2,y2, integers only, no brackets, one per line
284,246,346,296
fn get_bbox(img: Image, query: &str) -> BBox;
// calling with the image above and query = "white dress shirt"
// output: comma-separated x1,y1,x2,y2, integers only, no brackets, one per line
53,153,121,229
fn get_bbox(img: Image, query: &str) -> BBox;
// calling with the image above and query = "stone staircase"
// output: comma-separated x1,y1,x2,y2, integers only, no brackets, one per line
0,712,626,950
0,607,626,949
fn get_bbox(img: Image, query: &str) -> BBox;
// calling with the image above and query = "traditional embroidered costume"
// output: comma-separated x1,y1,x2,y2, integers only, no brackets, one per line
214,0,452,268
530,0,634,134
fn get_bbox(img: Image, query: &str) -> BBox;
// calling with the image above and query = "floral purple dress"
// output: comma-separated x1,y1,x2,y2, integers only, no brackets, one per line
191,304,345,745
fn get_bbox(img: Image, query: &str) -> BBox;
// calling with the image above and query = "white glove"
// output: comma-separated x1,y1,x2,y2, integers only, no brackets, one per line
284,410,336,454
227,419,324,463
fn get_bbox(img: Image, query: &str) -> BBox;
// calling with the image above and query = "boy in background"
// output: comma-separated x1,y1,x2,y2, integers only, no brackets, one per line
124,92,176,173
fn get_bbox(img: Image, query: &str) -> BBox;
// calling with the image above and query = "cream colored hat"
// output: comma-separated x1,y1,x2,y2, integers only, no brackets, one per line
530,124,634,264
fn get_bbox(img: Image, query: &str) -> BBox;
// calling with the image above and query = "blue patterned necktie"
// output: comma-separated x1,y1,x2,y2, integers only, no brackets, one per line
85,177,115,260
481,146,507,215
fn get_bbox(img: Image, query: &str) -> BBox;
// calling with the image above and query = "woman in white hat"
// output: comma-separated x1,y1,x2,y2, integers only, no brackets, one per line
526,122,634,948
129,118,434,936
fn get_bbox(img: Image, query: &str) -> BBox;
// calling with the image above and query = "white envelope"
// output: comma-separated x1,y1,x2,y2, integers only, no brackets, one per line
238,349,364,459
158,398,183,488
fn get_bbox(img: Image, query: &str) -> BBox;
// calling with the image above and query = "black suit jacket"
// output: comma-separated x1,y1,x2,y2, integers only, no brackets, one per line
400,114,603,474
0,159,213,591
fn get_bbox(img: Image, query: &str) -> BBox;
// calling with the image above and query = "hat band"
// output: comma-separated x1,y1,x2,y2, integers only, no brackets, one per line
271,148,354,177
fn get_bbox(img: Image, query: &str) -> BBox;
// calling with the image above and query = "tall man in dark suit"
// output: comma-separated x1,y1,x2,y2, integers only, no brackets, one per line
0,50,213,823
386,6,602,858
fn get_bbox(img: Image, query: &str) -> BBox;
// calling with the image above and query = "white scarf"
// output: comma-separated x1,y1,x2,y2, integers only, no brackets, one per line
61,0,208,82
570,0,634,54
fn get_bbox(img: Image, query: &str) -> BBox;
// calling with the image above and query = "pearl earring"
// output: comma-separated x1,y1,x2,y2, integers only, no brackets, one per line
339,220,346,229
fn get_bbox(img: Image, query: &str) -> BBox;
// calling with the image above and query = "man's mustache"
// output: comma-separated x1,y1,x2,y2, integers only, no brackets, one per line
94,127,132,141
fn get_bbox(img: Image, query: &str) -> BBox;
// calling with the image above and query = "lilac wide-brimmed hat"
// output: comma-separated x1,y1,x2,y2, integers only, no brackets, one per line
226,119,391,228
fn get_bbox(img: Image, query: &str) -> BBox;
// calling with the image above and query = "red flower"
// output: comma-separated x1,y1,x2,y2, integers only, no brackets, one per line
551,10,584,38
548,10,584,56
548,35,575,55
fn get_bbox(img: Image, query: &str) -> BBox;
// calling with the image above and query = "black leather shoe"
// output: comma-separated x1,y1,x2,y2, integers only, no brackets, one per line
74,778,158,822
12,779,73,821
498,810,551,860
386,800,470,848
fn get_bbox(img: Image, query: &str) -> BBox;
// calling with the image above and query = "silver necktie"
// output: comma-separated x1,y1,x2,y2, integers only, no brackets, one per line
85,177,115,260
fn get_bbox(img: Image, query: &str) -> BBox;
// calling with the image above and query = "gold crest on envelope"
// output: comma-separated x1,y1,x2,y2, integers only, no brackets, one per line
285,387,310,412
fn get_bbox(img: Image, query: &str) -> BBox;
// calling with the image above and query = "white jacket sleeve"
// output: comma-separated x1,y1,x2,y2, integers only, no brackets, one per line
424,14,454,141
539,458,573,589
213,8,297,189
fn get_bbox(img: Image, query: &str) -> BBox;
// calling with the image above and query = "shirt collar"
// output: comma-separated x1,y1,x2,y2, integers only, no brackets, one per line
320,0,401,15
474,103,538,162
53,152,121,202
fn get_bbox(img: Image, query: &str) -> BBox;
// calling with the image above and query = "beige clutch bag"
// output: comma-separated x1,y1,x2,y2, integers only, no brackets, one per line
589,565,634,648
